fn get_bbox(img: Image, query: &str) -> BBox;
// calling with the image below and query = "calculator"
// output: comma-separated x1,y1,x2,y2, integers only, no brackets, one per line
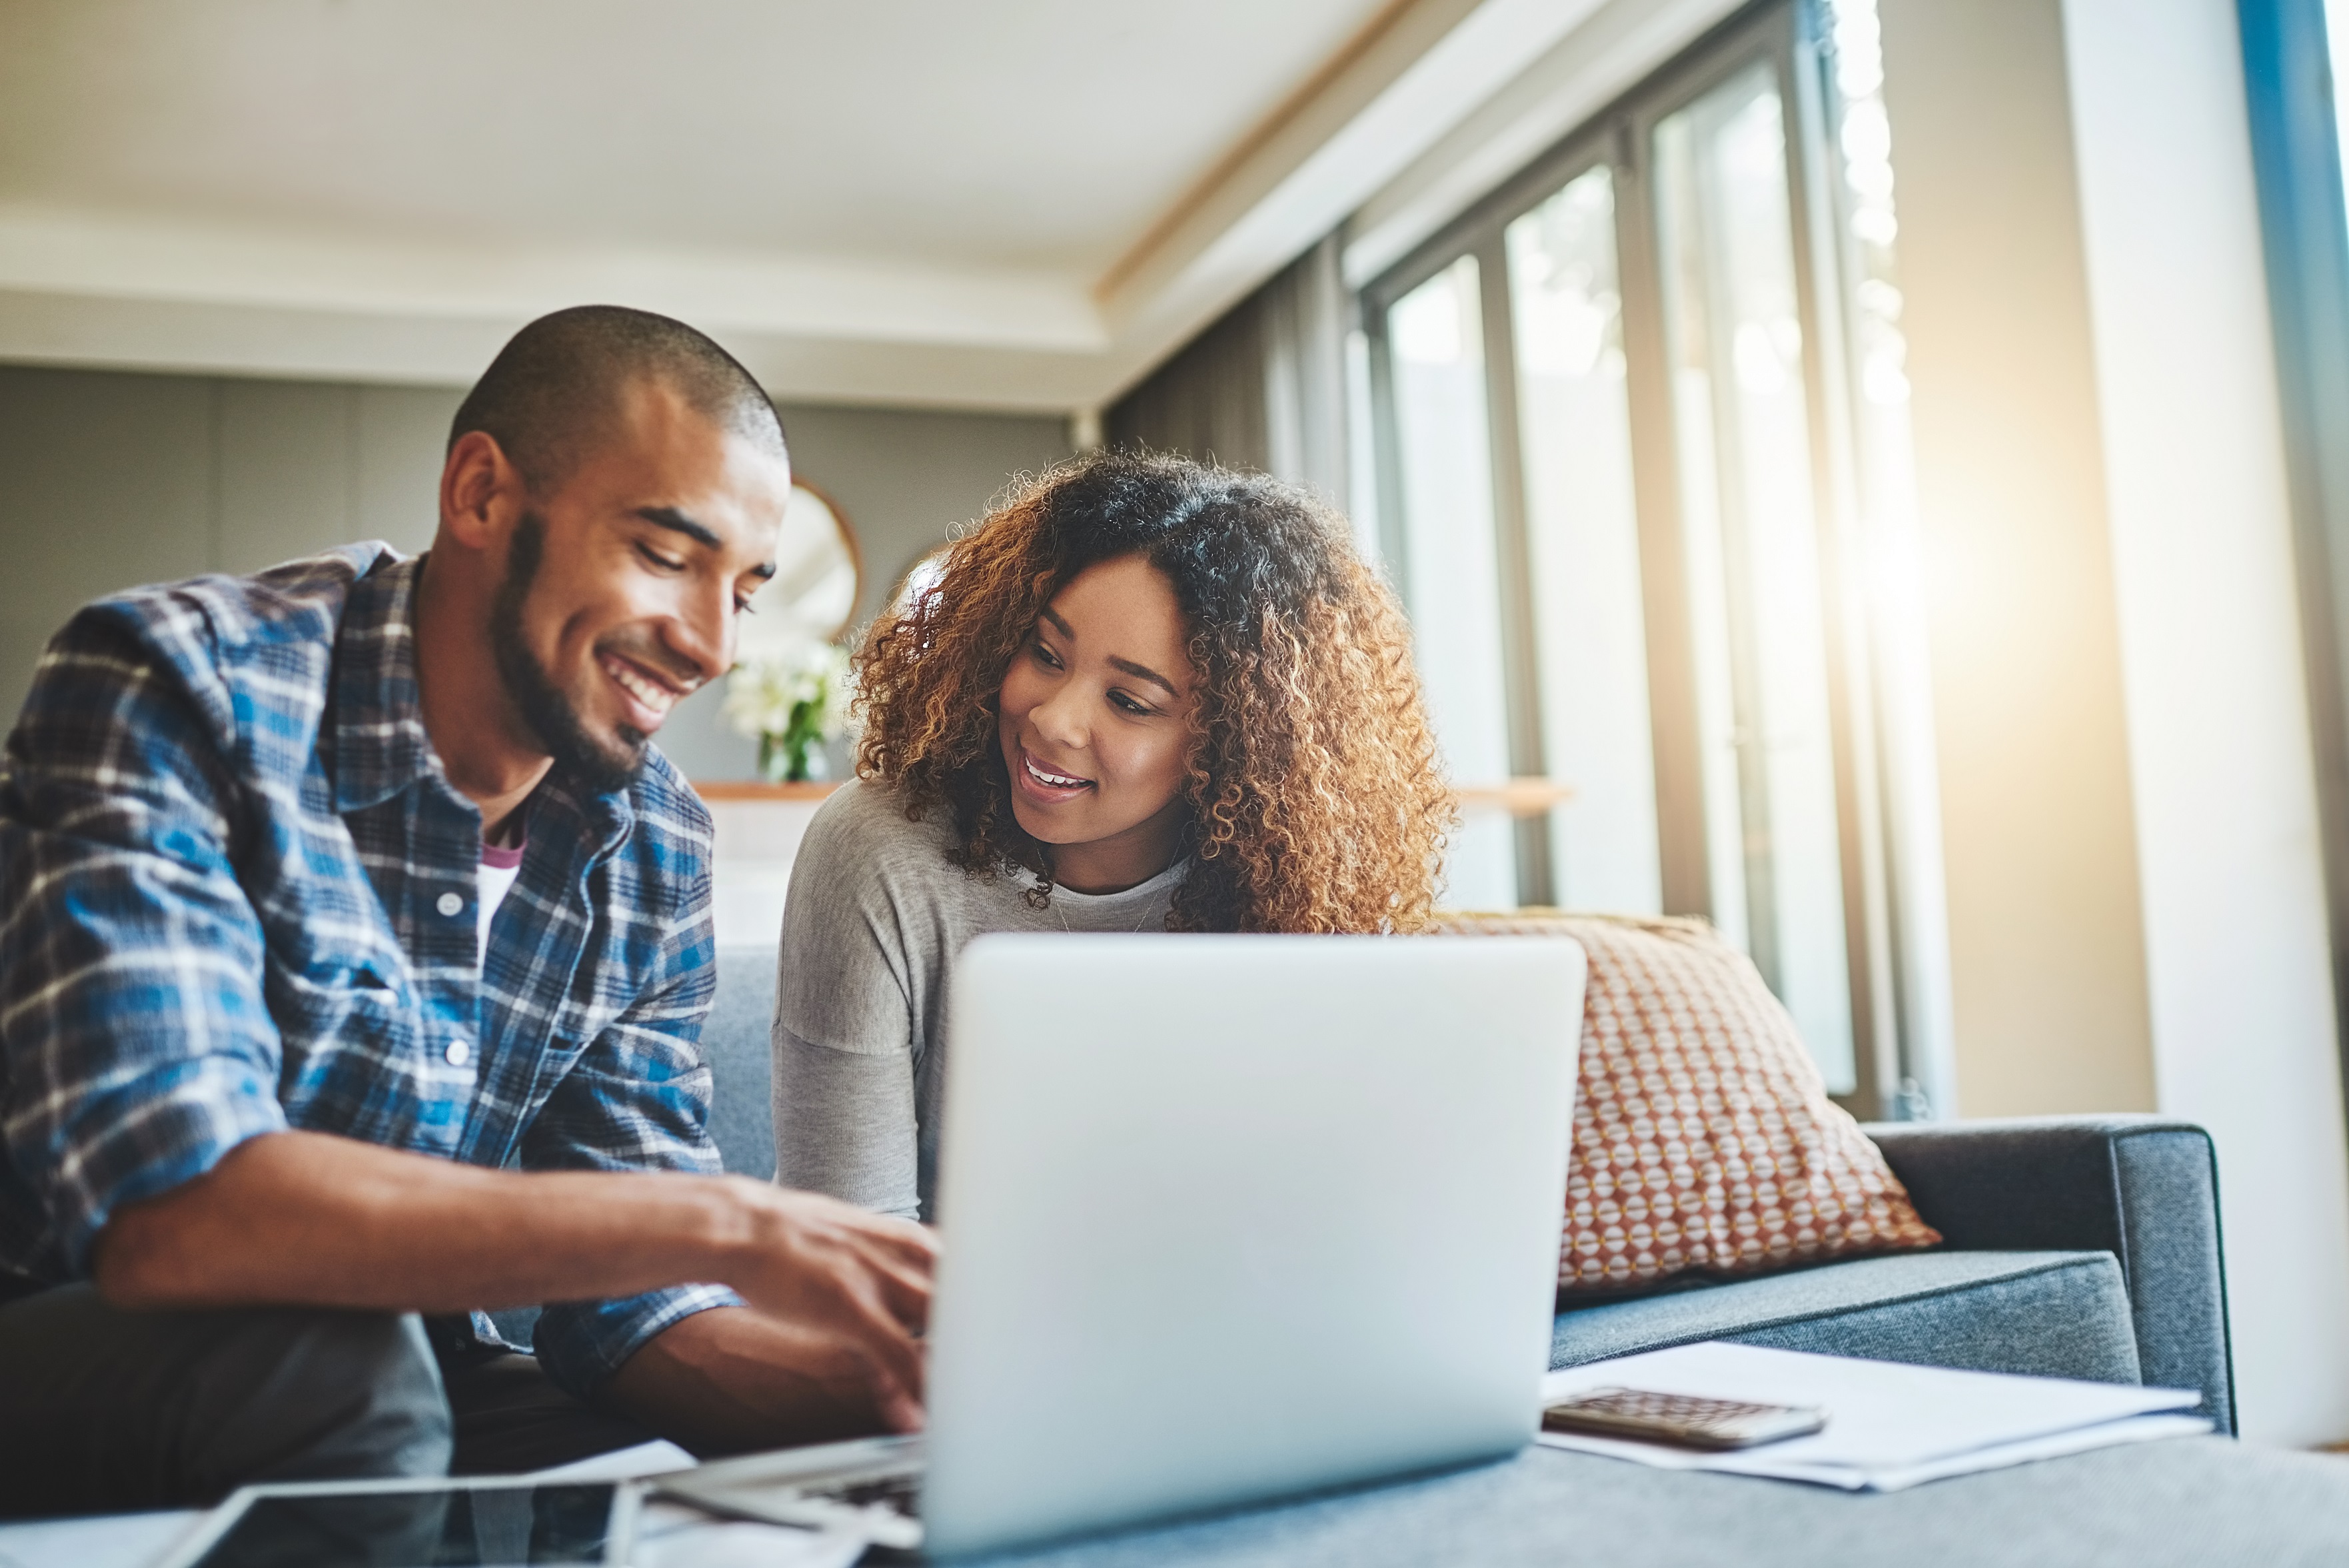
1541,1386,1827,1450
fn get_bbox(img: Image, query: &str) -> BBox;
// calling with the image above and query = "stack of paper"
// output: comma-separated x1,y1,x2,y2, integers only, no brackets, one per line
1537,1341,2212,1491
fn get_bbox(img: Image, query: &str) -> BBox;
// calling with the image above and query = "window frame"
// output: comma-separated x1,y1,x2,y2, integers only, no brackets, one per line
1361,0,1911,1116
2240,0,2349,1138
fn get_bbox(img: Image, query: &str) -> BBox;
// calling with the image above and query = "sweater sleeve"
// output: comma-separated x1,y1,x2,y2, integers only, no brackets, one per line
771,1024,920,1220
769,783,926,1219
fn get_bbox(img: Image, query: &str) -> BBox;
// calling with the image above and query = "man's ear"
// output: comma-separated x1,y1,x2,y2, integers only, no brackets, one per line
439,430,522,550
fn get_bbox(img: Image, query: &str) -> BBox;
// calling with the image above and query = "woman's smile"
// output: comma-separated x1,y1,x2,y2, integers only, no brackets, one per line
1014,742,1095,803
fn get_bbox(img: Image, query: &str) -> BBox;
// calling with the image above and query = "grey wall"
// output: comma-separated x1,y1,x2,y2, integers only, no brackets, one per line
0,370,456,728
0,363,1070,780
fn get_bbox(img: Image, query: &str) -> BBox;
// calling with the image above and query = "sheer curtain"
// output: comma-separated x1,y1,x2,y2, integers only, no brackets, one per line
1105,235,1351,504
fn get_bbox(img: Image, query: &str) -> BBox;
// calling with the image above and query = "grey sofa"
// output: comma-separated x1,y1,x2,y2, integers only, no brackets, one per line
699,947,2237,1433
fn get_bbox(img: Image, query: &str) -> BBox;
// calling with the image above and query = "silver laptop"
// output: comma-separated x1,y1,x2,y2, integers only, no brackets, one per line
663,932,1587,1557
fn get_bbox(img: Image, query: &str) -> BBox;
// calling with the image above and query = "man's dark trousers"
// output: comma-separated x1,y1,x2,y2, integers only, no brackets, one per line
0,1277,653,1519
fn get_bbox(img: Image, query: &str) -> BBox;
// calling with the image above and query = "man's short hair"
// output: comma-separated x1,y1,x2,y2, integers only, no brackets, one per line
449,305,788,494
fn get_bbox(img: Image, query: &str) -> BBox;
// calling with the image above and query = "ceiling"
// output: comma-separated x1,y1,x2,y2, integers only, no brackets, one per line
0,0,1391,271
0,0,1734,410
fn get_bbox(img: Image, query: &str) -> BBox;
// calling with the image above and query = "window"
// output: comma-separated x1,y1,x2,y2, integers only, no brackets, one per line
2242,0,2349,1122
1507,168,1662,917
1384,257,1520,908
1363,0,1935,1111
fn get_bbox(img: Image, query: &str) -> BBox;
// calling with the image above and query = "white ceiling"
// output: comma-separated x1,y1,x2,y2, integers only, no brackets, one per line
0,0,1737,410
0,0,1389,271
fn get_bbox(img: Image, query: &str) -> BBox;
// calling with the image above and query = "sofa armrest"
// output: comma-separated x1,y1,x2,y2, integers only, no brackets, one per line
1861,1116,2235,1432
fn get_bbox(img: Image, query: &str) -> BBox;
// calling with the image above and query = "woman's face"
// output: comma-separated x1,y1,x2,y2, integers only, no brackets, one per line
997,553,1200,894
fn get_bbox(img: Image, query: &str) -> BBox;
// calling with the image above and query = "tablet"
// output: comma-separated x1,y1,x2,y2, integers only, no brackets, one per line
155,1476,639,1568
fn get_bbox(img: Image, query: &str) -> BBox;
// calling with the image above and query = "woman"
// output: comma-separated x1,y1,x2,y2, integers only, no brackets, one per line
770,450,1453,1219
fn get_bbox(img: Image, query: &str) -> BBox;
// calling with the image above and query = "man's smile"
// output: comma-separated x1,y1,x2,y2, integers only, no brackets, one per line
600,650,695,728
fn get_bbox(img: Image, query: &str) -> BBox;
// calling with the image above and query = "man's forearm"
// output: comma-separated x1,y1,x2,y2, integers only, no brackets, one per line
94,1128,766,1313
95,1126,936,1430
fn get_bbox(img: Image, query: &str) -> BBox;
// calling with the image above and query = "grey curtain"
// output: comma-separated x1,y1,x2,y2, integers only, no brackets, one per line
1105,235,1351,504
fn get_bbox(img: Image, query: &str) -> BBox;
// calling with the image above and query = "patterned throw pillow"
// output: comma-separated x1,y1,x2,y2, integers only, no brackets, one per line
1430,912,1941,1293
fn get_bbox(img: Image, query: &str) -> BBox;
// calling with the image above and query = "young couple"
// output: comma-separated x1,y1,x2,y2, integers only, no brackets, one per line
0,305,1451,1518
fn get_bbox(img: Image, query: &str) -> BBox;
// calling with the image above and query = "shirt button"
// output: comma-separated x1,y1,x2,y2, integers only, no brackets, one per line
446,1039,472,1067
436,891,465,918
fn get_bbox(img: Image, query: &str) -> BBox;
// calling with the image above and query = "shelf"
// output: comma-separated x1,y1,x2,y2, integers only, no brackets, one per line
693,780,844,802
1458,779,1578,817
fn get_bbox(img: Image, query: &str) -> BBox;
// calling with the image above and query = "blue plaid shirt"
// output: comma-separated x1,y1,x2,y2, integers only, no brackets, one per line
0,545,740,1397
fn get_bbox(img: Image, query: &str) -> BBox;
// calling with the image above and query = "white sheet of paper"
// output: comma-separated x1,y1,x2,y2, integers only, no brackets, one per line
527,1439,699,1483
1539,1410,2214,1490
630,1501,870,1568
1535,1342,2210,1491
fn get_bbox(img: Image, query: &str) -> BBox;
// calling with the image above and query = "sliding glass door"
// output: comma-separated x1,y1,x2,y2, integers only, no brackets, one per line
1383,256,1521,910
1364,0,1923,1108
1505,168,1663,917
1650,59,1855,1087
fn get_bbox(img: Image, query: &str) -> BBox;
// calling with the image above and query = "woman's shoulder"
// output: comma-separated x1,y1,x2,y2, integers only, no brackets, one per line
798,776,962,880
784,777,998,962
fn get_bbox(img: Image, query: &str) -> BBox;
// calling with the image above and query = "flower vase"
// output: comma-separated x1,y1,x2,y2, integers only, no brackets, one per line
758,729,827,784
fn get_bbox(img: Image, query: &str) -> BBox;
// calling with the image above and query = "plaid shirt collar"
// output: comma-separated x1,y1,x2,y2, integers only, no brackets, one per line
328,553,634,861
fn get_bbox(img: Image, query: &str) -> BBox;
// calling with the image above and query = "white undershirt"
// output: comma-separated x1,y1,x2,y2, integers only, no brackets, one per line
478,853,524,961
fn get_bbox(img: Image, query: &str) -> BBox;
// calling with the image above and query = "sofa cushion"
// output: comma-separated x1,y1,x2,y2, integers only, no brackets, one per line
1553,1249,2143,1387
1433,914,1941,1291
706,946,782,1179
1867,1117,2232,1429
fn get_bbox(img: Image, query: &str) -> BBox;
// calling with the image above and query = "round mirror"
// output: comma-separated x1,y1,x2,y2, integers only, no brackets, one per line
736,481,862,660
893,542,953,616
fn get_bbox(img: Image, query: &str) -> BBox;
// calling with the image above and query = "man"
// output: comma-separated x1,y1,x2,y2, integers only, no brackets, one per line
0,306,934,1517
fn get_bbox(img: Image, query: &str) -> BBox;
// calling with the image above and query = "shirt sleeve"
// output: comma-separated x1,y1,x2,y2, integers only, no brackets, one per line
0,606,288,1277
770,786,924,1219
520,869,745,1400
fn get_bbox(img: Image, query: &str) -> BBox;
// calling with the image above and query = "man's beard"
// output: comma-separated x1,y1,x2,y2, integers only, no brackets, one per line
488,511,647,796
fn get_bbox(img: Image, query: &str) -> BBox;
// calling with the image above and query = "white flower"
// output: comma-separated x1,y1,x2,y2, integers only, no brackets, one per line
722,640,849,743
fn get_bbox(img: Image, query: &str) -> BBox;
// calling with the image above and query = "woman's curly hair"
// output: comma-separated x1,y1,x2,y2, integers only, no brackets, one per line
852,449,1455,933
